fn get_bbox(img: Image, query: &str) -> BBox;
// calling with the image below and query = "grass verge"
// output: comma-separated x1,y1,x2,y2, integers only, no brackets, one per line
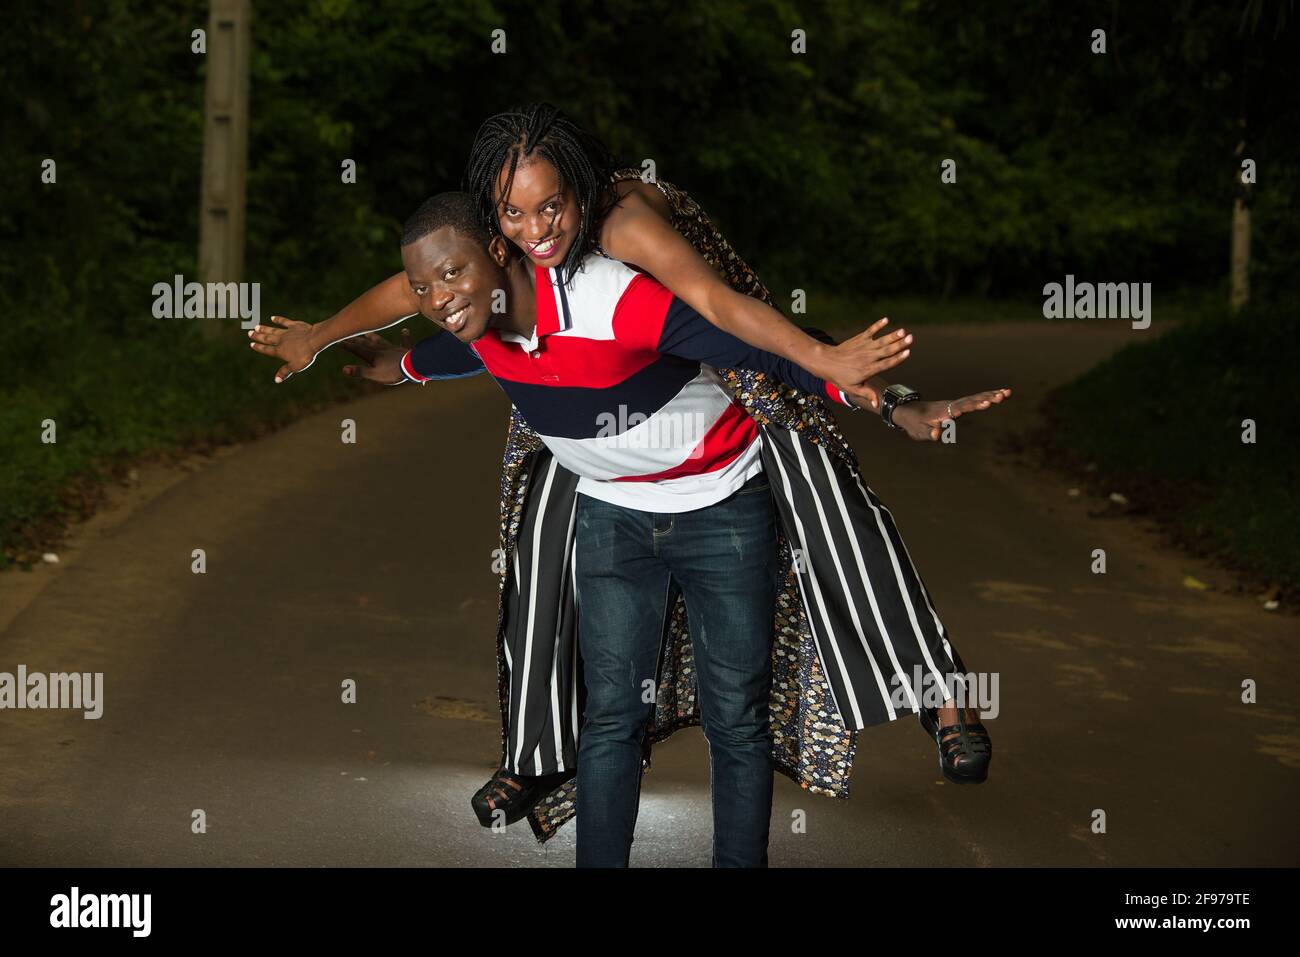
1033,299,1298,600
1,321,363,568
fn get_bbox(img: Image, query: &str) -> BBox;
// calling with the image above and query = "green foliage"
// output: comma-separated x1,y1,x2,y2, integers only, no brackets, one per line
2,0,1297,320
0,1,1296,561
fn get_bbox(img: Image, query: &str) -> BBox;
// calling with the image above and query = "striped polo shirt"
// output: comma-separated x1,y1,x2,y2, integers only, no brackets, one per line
402,254,852,512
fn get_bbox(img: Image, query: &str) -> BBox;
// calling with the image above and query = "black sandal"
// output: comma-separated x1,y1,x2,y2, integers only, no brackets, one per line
470,767,576,828
919,706,992,784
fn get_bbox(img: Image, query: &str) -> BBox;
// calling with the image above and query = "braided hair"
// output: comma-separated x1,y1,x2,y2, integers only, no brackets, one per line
464,102,619,284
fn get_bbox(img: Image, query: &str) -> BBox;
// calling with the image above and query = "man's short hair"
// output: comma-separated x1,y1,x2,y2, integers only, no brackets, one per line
402,192,490,247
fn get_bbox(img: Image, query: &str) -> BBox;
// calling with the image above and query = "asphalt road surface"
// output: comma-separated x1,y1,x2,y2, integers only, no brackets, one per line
1,320,1295,867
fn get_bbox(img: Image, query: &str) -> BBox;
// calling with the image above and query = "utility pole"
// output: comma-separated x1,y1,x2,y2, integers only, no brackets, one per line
197,0,251,338
1230,120,1251,315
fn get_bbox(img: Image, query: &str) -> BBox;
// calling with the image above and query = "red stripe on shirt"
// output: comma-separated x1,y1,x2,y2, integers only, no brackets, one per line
471,330,663,387
534,266,563,336
611,274,677,351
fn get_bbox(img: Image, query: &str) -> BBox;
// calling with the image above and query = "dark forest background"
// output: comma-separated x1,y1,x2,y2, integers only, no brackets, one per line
1,0,1297,586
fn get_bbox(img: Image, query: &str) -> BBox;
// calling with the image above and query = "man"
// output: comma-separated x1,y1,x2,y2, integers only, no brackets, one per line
253,192,1009,865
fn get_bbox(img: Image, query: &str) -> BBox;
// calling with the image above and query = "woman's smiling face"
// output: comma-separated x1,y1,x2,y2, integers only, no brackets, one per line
494,155,579,268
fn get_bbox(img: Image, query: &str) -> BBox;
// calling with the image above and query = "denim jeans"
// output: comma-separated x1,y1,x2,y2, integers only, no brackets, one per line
573,472,779,867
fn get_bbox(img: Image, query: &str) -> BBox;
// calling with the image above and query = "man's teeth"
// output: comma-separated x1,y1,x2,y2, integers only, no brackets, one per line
444,306,467,327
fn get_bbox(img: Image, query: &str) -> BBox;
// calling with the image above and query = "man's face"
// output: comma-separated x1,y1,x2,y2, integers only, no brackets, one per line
495,155,579,268
401,226,505,343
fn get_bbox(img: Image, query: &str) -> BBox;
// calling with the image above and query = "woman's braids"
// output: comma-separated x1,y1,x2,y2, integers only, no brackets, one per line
465,102,619,284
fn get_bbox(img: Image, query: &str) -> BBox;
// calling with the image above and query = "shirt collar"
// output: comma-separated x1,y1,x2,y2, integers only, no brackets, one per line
499,264,569,351
533,263,568,338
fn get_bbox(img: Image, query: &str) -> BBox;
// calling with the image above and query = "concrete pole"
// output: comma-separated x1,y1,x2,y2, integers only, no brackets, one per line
197,0,251,338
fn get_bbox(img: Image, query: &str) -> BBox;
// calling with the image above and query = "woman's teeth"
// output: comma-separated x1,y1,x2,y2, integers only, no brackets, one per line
444,305,468,330
531,237,559,257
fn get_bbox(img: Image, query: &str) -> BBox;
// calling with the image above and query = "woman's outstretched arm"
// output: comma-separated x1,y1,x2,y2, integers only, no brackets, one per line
600,188,911,407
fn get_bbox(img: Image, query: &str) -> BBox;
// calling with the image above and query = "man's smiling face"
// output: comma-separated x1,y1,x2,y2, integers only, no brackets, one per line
401,226,506,343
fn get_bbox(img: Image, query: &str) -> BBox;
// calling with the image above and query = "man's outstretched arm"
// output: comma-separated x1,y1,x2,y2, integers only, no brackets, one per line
248,271,421,383
249,316,486,388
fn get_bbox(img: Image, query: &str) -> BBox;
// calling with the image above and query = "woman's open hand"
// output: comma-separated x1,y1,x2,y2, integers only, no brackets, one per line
821,318,912,408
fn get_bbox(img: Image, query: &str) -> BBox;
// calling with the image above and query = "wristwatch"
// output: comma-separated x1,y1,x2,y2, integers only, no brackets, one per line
880,383,922,429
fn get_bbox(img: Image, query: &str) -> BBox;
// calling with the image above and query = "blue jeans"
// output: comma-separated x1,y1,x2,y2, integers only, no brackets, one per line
574,473,779,867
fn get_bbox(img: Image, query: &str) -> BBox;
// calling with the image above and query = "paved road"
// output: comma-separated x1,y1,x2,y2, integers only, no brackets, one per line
1,320,1295,867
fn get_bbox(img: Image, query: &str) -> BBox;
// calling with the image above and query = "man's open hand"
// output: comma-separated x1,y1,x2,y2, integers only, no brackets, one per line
247,315,319,383
338,330,411,385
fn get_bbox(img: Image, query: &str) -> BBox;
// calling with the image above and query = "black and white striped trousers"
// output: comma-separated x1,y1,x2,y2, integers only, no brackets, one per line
499,427,964,777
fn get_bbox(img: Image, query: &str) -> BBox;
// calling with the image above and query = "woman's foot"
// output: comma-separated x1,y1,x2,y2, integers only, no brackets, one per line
920,698,992,784
470,767,576,827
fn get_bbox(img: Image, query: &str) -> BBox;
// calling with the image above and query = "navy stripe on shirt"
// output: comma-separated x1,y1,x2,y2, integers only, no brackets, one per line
491,354,701,439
